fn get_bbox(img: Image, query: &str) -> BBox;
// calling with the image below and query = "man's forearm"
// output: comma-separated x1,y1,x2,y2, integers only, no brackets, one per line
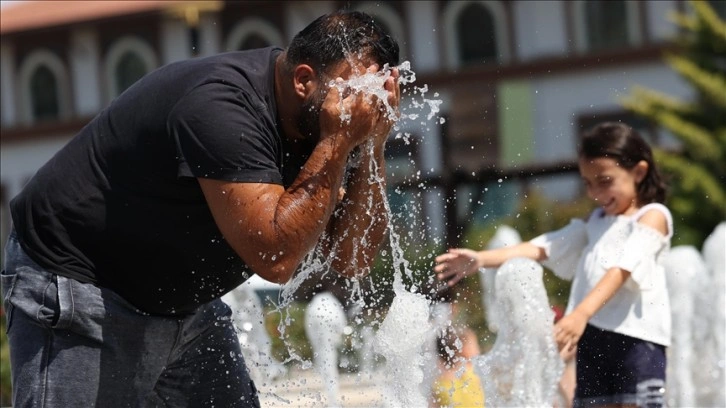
327,143,389,277
201,133,358,284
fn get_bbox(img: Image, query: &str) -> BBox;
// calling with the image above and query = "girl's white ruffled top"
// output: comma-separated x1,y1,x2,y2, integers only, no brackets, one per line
530,203,673,346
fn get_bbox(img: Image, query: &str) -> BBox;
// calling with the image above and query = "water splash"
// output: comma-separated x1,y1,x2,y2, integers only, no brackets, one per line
366,123,433,406
663,245,705,407
374,282,431,407
662,223,725,407
222,282,287,385
266,47,443,405
327,60,441,134
478,225,522,333
680,222,726,407
304,292,348,407
473,258,563,407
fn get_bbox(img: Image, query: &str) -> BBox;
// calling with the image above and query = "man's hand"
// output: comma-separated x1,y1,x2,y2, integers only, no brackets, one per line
320,81,380,149
319,64,401,150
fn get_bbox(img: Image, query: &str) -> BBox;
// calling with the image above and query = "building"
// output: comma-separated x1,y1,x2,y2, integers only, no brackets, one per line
1,0,711,251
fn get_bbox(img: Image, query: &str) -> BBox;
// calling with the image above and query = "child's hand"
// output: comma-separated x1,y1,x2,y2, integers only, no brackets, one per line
434,248,480,286
554,310,588,352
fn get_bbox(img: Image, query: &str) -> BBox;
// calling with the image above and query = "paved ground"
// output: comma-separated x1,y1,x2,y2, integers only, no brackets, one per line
257,367,386,408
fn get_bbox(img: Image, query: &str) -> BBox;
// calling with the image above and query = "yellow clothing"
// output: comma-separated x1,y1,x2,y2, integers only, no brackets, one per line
432,364,485,407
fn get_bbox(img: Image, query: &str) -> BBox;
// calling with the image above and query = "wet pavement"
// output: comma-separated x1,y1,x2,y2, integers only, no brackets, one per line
257,367,385,407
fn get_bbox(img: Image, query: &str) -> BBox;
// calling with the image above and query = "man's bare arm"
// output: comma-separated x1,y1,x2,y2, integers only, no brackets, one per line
322,67,400,277
324,143,389,277
199,133,353,283
199,72,388,283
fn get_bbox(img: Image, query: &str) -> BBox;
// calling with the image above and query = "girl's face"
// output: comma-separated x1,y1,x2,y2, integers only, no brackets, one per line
578,157,647,216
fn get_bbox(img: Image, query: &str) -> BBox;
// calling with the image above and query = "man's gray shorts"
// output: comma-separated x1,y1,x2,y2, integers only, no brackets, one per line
1,229,260,407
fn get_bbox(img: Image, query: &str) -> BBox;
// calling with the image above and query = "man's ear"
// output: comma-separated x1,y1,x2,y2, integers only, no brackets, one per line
634,160,649,183
293,64,316,98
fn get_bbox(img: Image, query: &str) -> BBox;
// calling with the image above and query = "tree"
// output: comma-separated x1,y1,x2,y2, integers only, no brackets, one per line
622,0,726,247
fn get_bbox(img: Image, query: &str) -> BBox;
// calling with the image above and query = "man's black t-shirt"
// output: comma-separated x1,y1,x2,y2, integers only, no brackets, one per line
10,47,310,315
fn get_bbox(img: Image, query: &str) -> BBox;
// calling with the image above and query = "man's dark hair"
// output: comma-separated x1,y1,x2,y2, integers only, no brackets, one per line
285,10,400,77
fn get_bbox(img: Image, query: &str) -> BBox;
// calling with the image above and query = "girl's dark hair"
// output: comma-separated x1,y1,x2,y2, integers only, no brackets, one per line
578,122,667,204
284,10,400,77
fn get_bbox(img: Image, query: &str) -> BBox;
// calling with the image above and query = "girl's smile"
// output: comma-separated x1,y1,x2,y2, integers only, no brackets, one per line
578,157,647,216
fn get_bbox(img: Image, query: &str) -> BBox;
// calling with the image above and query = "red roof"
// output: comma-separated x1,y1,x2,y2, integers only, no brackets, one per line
0,0,212,34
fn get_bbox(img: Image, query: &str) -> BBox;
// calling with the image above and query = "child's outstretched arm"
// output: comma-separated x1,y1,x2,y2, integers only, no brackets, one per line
434,242,546,287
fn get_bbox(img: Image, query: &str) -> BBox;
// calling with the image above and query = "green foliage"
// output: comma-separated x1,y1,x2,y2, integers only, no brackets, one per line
622,0,726,247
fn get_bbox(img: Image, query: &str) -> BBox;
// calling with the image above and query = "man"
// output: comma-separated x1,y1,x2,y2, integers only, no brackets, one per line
2,10,399,407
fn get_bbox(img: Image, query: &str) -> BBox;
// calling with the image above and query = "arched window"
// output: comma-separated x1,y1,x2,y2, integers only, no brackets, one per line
104,36,158,101
573,0,641,53
18,49,72,124
115,51,147,95
225,18,283,52
443,1,510,69
457,2,497,65
30,65,59,121
586,1,628,50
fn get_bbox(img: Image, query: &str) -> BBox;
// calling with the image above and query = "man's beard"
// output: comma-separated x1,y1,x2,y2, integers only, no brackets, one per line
297,87,326,144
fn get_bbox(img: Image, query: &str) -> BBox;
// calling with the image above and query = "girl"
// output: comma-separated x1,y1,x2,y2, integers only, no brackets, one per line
435,122,672,407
